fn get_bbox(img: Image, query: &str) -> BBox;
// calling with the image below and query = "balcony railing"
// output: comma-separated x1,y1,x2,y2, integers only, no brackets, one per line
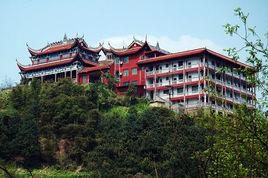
147,84,154,88
146,71,154,76
186,76,199,82
146,66,186,76
172,80,177,84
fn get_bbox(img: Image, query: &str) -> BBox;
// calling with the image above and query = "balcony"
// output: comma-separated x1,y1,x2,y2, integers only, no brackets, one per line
225,82,232,87
225,96,233,102
215,79,222,84
233,85,240,90
233,73,240,78
146,66,186,76
173,66,184,71
172,79,183,85
173,92,184,97
147,83,164,88
186,101,201,107
147,83,154,88
186,76,199,82
146,71,154,76
155,70,162,74
208,64,215,69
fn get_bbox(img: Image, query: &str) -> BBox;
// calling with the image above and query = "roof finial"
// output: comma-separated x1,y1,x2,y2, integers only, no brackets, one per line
76,33,78,37
133,36,137,41
108,42,113,48
156,41,160,49
145,34,148,42
63,33,68,41
123,40,125,49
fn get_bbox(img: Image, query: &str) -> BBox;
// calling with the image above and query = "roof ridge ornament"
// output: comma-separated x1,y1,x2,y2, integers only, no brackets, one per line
99,42,104,47
63,33,68,41
156,41,160,49
108,42,114,49
133,36,137,41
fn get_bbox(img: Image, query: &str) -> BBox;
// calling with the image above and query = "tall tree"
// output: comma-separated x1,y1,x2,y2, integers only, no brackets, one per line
196,8,268,177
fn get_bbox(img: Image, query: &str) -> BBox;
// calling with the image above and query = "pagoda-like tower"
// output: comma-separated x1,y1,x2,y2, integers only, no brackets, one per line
17,35,102,83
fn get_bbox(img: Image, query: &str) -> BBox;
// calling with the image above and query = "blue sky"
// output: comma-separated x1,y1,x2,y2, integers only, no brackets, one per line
0,0,267,85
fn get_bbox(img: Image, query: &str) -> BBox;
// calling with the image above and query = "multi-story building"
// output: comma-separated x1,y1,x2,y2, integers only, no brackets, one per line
17,35,105,83
138,48,256,112
18,36,256,112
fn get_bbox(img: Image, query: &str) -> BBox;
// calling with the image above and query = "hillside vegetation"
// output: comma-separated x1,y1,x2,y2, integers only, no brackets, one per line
0,79,267,178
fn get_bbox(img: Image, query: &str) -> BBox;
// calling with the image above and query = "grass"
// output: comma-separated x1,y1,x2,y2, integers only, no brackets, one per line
0,167,93,178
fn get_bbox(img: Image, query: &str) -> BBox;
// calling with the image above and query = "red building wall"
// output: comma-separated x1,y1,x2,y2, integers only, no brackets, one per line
111,51,146,96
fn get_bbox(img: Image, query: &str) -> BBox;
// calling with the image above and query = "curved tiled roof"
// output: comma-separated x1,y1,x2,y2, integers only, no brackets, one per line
17,54,96,72
102,39,169,56
79,65,110,74
137,48,254,69
27,38,102,56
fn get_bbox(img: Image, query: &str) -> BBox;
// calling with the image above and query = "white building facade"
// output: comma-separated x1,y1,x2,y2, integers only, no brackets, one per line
138,48,255,112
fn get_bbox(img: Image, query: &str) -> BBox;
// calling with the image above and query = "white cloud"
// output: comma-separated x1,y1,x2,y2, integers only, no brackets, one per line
100,34,223,53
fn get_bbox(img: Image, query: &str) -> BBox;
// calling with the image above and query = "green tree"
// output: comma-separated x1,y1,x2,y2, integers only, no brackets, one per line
196,106,268,177
224,7,268,108
194,8,268,177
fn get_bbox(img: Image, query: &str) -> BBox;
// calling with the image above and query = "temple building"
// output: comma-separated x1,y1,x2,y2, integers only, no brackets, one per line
18,35,256,112
18,35,103,83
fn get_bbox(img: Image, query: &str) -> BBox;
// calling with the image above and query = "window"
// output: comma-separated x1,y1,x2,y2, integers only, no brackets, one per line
216,74,221,80
178,74,183,80
82,75,87,83
166,63,169,68
187,62,191,66
177,87,183,94
116,70,120,78
123,57,129,63
211,74,215,79
107,54,111,59
131,80,138,85
116,57,120,64
192,85,198,93
178,61,183,67
132,68,138,75
163,89,169,95
178,99,184,103
123,81,129,86
188,75,192,81
156,78,162,83
212,61,215,66
123,69,129,76
166,77,169,80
